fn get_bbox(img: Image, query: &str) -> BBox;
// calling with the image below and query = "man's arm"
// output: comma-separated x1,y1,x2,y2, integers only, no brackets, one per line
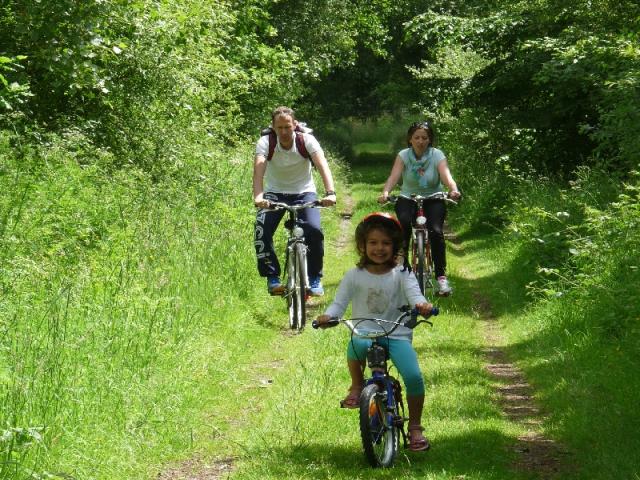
253,154,269,208
311,151,336,206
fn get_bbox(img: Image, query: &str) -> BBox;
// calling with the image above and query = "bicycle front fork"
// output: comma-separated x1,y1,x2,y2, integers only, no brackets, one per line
287,240,309,291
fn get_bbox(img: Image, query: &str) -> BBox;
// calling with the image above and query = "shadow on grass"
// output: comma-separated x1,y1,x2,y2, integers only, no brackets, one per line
242,428,522,479
439,245,539,318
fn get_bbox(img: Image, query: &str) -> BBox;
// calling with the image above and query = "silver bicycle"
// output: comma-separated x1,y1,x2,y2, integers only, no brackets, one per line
266,200,322,330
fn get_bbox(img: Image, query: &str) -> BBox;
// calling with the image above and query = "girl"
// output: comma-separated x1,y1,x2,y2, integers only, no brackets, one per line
315,212,433,452
378,121,461,295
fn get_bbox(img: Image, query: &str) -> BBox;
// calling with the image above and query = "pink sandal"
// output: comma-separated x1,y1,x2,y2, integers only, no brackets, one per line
407,425,430,452
340,387,362,409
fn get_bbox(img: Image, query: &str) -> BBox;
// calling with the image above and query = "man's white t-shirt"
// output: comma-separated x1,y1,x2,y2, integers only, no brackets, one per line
255,133,323,194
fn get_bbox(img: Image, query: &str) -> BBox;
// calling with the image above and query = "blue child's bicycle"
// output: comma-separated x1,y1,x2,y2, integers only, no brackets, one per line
313,305,438,467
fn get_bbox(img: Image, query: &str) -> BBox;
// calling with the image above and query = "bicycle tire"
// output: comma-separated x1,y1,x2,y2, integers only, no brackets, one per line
286,245,298,330
423,234,435,296
414,230,426,295
294,243,307,330
359,383,399,467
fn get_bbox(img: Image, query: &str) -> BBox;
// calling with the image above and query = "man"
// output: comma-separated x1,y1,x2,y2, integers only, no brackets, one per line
253,106,336,296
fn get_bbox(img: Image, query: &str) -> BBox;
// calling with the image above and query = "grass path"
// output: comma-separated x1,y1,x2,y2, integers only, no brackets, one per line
157,162,571,480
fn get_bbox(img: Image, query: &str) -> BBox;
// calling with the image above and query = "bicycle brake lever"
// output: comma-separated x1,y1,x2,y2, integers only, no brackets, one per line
404,307,439,329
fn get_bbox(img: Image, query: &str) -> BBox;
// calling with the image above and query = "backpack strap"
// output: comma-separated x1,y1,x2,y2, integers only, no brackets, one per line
264,128,312,162
266,130,277,161
294,131,311,161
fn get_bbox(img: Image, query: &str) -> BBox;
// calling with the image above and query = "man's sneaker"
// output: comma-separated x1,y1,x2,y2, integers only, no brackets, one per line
267,276,284,295
437,276,452,296
308,276,324,296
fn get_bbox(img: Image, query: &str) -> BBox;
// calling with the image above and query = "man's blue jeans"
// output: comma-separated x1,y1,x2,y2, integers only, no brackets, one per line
254,191,323,279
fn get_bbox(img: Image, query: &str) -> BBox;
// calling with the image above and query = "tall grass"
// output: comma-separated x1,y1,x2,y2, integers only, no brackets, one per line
0,130,268,478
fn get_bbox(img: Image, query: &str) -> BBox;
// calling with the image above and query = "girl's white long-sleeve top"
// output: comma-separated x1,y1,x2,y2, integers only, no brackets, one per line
324,266,427,341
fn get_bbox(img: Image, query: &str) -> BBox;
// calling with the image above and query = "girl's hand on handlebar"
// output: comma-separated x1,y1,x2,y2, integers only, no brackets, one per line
415,302,434,317
315,314,332,328
378,193,389,204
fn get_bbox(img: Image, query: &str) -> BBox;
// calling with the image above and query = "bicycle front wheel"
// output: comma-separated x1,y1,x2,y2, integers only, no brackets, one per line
414,230,426,295
294,243,307,330
286,245,299,330
359,383,399,467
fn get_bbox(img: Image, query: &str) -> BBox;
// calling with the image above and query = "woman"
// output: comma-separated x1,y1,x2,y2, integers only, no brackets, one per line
378,121,461,295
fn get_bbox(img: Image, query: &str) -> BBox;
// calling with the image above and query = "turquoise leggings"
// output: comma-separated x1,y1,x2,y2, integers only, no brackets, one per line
347,337,425,396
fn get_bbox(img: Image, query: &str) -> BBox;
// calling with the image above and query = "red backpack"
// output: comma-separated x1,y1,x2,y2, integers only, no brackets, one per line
261,124,313,162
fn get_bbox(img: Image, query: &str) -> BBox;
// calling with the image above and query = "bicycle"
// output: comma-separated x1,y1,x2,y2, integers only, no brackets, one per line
387,192,457,297
265,200,323,331
312,305,439,467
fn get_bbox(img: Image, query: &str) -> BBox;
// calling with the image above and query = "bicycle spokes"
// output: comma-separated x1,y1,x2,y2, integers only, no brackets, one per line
360,384,399,467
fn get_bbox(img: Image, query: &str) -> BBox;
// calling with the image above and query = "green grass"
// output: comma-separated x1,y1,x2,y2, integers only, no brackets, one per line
221,160,539,479
449,226,640,480
4,140,639,479
221,157,640,480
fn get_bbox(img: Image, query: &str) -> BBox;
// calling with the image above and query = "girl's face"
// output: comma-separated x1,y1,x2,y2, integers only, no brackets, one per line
409,128,430,155
365,228,394,265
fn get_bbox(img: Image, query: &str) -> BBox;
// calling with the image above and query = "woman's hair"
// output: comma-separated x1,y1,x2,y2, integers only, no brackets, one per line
407,121,434,147
271,106,296,123
355,216,403,269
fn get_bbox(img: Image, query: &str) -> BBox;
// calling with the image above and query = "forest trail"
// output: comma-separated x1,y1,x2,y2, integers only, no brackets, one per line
157,195,357,480
448,229,567,478
158,187,569,480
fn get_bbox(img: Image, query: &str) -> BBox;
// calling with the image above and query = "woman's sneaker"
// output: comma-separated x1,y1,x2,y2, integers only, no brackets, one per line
437,276,452,296
267,276,284,295
308,276,324,296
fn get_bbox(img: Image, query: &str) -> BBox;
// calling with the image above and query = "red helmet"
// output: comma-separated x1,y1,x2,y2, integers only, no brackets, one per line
358,212,403,233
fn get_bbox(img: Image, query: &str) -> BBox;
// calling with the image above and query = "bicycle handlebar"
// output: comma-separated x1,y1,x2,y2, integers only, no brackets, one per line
264,200,323,211
312,306,439,334
387,192,458,205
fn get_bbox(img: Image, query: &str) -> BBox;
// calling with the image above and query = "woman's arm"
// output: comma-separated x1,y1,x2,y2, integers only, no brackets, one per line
378,155,405,203
437,159,461,200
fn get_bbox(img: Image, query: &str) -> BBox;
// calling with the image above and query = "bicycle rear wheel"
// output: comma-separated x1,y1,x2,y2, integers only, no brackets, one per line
423,235,435,296
359,383,399,467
